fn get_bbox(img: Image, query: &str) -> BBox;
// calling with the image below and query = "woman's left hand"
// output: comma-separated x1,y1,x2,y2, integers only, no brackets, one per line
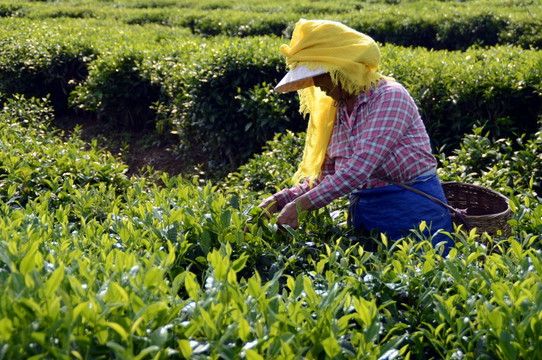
276,195,314,230
276,202,300,229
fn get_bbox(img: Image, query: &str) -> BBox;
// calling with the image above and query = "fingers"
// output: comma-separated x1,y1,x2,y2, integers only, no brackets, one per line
258,196,279,218
249,196,302,232
276,202,299,229
245,196,278,234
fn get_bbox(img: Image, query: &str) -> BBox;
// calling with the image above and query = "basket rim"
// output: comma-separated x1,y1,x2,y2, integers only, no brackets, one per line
441,181,512,219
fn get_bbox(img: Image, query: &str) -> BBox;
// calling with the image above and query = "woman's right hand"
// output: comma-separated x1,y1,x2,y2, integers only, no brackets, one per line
244,196,279,234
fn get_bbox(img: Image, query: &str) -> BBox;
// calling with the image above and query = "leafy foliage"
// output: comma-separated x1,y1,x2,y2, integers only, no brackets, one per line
70,50,163,130
1,86,542,358
0,11,540,176
385,44,542,149
0,95,130,209
6,0,541,49
1,1,542,359
153,36,305,176
222,130,304,196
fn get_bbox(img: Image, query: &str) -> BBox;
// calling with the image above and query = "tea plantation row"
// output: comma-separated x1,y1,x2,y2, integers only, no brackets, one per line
0,17,540,176
2,0,541,49
1,92,542,359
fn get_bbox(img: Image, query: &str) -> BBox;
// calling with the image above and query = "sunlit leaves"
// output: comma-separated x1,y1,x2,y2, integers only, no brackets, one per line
0,4,541,358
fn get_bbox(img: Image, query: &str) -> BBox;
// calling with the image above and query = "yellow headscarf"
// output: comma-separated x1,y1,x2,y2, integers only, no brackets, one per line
280,19,389,184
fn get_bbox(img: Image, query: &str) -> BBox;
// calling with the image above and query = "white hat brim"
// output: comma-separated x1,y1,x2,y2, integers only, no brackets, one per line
274,65,328,93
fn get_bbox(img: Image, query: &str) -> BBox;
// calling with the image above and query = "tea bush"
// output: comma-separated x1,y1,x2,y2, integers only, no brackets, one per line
0,96,224,357
222,130,304,197
2,92,542,358
0,19,95,114
178,4,542,50
2,1,542,358
0,95,130,210
342,2,542,50
0,3,23,17
69,50,163,130
0,17,194,121
437,121,542,202
382,44,542,150
163,42,541,175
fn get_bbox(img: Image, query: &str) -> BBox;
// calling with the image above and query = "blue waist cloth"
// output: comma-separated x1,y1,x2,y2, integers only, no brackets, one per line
349,172,454,255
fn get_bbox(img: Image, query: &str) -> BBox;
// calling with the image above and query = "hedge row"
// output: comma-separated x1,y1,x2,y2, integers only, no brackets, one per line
0,18,540,176
146,40,542,174
176,5,542,50
0,17,194,117
3,0,541,50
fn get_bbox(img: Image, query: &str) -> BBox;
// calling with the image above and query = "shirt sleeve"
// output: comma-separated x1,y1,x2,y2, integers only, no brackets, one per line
273,152,335,209
305,85,416,208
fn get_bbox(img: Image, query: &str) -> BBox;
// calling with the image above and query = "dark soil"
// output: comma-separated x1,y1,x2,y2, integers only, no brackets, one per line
52,114,189,178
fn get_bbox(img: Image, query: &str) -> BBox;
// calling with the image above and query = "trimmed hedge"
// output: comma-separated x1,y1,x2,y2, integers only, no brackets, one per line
150,36,306,174
0,6,540,176
69,50,163,130
381,44,542,149
1,18,540,176
5,0,541,50
0,17,193,120
152,41,541,175
0,19,95,114
178,6,542,50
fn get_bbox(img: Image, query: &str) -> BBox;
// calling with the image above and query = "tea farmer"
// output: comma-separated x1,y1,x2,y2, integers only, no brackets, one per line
258,19,454,255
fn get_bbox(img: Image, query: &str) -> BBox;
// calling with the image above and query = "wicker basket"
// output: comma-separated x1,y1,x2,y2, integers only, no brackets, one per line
442,182,512,237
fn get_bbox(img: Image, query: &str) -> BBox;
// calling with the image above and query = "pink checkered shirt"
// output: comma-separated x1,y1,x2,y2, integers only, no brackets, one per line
274,80,437,209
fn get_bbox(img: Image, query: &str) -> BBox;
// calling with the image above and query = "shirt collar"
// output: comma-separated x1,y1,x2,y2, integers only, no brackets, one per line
338,80,383,123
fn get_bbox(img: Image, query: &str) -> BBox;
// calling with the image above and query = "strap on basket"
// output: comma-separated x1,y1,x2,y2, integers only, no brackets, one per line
382,178,470,231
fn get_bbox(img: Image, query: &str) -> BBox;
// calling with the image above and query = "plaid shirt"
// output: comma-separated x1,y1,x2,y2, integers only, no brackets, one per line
275,80,437,209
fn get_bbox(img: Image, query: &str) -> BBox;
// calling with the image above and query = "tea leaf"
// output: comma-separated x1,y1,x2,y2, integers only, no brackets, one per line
19,246,38,275
104,321,128,341
185,272,199,299
245,349,263,360
134,345,160,360
322,336,340,357
45,267,65,297
232,253,248,273
130,316,145,337
150,326,169,347
510,240,523,259
303,276,318,304
0,318,13,341
238,317,250,342
381,233,388,248
178,339,192,359
70,350,84,360
499,330,518,360
286,275,295,292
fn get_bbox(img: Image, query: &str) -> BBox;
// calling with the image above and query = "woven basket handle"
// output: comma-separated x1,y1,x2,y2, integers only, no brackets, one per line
383,179,470,230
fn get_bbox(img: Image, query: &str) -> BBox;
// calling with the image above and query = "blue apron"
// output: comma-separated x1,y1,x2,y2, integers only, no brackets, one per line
349,171,454,255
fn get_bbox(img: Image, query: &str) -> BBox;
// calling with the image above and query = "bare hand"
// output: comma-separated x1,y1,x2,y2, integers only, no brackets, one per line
276,202,300,229
276,195,314,230
257,196,279,218
244,196,279,234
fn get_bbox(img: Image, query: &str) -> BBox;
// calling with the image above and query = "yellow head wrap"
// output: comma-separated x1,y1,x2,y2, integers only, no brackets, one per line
280,19,389,184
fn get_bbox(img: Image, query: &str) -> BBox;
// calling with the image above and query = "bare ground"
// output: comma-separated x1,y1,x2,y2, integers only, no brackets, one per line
52,114,189,178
